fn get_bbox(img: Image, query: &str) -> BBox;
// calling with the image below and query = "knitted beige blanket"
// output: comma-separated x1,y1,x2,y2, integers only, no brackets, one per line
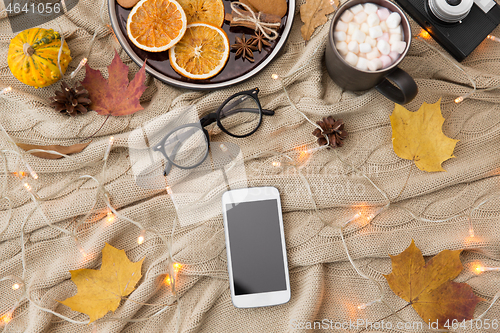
1,0,500,331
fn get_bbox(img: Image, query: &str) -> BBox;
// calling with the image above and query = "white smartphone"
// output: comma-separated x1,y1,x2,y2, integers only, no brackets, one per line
221,187,291,308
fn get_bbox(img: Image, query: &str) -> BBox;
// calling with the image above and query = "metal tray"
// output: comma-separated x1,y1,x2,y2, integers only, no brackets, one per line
108,0,295,90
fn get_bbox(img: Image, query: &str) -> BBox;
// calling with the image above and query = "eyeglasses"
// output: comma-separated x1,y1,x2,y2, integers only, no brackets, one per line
153,88,274,176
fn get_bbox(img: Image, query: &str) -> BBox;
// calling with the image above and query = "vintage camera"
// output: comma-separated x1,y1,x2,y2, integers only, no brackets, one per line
395,0,500,61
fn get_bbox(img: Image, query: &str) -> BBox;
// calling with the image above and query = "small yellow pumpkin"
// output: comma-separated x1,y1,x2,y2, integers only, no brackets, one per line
8,28,72,88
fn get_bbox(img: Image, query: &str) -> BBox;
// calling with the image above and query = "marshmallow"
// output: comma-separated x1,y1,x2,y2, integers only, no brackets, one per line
359,53,367,59
350,4,364,14
380,21,388,33
389,26,402,35
341,9,354,23
368,58,383,71
336,41,349,55
377,8,390,21
369,26,383,39
386,12,401,29
348,22,360,35
334,31,347,42
347,40,359,53
364,3,378,13
345,52,359,66
367,13,380,27
360,23,370,34
365,36,377,47
356,57,369,71
354,11,368,24
335,21,348,32
366,48,381,60
380,55,392,68
359,43,372,53
377,33,390,42
389,34,402,44
377,40,391,55
391,41,407,53
389,51,400,62
352,29,366,43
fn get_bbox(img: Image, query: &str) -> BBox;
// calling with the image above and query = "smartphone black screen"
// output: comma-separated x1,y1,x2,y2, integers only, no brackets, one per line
226,199,287,295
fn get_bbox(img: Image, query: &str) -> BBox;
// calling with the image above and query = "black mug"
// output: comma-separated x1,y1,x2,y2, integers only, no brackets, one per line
325,0,418,104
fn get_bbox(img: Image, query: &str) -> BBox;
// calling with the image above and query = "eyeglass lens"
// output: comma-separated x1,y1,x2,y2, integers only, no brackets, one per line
163,125,209,169
219,94,261,137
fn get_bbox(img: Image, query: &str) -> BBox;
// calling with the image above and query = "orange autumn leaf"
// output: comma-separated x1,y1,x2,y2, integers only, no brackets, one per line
81,50,147,116
384,240,484,329
58,243,144,323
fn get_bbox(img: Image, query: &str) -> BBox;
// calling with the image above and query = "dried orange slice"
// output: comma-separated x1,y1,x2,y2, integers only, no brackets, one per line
176,0,225,27
127,0,187,52
169,23,229,80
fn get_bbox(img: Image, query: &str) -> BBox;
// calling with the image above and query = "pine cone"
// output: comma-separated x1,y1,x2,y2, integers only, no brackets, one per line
312,116,348,148
50,81,91,116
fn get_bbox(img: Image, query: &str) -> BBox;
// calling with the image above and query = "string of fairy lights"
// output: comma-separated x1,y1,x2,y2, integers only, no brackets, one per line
0,3,499,331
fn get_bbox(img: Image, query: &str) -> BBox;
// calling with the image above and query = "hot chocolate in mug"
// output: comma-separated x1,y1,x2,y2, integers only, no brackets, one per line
325,0,418,104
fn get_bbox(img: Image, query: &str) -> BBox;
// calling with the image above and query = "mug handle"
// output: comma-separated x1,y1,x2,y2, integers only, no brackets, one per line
375,67,418,105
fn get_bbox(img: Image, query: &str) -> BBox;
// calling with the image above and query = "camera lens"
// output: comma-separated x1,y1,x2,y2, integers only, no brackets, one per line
429,0,473,22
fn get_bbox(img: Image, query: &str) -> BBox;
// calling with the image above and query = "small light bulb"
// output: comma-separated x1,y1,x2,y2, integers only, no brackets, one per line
25,163,38,179
455,96,464,104
173,262,182,272
104,136,114,160
166,186,173,195
23,182,32,192
487,35,499,42
0,311,13,324
353,213,362,219
12,283,20,290
70,57,88,79
272,161,281,167
419,30,431,40
165,274,172,286
1,86,12,95
271,74,279,80
219,143,228,152
357,303,367,310
137,230,146,245
468,227,475,238
106,211,115,223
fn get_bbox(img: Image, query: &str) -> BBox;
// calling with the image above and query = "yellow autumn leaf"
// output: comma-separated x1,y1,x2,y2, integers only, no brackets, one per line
390,99,459,172
384,240,484,329
58,243,145,323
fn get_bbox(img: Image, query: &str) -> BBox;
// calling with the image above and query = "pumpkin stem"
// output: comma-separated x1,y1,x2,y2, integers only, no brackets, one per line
23,43,35,57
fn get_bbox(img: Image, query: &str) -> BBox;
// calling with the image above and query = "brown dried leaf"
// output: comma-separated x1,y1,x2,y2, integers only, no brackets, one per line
384,240,484,329
81,50,147,116
300,0,338,41
16,142,90,159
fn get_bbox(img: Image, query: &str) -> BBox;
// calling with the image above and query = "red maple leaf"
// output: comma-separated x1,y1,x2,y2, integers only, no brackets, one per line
81,51,147,116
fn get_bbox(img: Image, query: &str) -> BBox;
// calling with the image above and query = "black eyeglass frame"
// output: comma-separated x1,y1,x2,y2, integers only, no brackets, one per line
152,88,274,176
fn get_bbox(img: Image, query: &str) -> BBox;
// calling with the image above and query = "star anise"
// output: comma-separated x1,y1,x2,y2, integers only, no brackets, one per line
312,116,348,148
249,31,271,52
231,35,257,62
